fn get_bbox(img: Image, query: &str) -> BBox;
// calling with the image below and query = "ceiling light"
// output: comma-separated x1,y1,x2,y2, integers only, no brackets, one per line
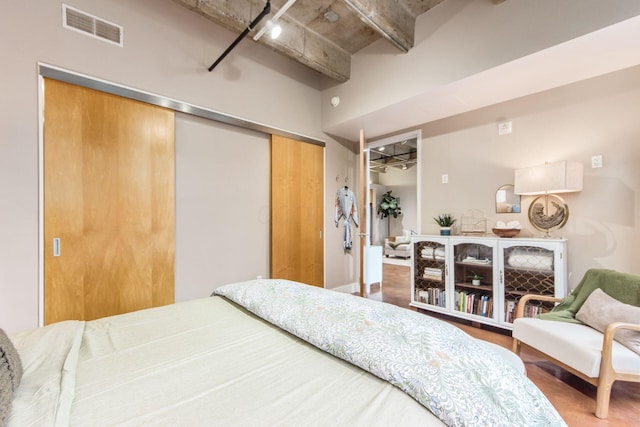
378,147,385,151
402,164,408,170
270,23,282,39
253,0,297,41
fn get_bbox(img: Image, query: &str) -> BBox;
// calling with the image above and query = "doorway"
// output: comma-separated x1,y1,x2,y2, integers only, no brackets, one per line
365,130,421,306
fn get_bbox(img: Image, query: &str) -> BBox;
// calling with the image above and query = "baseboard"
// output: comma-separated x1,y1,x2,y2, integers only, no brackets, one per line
332,282,359,294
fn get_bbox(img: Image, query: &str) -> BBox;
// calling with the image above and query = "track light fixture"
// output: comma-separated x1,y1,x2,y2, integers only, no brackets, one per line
253,0,297,41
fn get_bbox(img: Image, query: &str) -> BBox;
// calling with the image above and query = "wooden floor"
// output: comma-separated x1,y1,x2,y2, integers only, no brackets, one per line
370,263,640,427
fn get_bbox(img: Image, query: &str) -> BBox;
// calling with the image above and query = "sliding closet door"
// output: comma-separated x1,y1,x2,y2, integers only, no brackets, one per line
43,78,175,324
271,135,324,287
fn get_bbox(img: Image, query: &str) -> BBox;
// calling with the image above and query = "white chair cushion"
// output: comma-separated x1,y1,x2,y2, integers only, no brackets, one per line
513,318,640,378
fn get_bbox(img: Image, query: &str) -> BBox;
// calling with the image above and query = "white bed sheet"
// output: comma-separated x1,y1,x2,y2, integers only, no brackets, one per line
10,297,440,426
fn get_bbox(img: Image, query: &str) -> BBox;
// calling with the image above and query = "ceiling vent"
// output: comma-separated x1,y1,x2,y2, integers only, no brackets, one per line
63,5,123,47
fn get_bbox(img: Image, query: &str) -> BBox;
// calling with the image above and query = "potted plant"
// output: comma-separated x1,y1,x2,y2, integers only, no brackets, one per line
433,213,456,235
378,191,402,236
469,272,482,286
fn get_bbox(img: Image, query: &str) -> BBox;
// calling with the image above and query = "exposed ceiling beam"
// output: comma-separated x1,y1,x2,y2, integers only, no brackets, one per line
173,0,351,81
343,0,414,53
173,0,442,82
258,16,351,82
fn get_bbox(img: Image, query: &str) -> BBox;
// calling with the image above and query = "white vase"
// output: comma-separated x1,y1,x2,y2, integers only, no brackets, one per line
472,279,481,286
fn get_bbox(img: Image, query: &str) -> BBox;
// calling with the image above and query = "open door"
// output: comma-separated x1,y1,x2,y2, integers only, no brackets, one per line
358,129,366,296
364,129,422,301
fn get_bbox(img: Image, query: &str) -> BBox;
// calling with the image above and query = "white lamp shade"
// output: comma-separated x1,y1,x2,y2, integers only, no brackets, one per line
514,160,583,195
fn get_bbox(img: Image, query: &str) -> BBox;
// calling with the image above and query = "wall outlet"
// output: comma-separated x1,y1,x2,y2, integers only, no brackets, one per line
256,275,262,280
441,174,449,184
591,155,603,168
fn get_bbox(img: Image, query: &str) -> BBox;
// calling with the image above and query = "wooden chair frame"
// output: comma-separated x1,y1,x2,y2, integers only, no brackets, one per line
512,294,640,419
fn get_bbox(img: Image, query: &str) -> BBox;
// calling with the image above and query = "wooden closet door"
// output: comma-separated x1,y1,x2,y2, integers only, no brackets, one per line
43,78,175,324
271,135,324,287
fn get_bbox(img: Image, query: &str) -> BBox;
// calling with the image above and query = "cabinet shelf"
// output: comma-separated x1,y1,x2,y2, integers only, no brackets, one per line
455,261,492,267
416,277,443,284
504,289,529,297
504,266,554,276
455,282,493,292
411,235,567,330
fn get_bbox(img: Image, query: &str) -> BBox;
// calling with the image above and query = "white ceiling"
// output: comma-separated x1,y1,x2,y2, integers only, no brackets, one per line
324,15,640,141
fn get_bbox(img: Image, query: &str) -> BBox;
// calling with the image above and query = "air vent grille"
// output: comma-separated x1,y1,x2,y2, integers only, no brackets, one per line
63,5,123,46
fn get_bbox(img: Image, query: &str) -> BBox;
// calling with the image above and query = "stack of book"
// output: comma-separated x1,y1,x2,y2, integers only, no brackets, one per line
505,301,548,322
505,300,517,323
416,288,446,307
455,291,493,317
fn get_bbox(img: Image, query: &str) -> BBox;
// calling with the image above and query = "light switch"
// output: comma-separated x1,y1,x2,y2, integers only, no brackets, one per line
591,155,603,168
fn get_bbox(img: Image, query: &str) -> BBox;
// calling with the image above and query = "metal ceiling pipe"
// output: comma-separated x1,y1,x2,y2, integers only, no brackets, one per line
208,1,272,72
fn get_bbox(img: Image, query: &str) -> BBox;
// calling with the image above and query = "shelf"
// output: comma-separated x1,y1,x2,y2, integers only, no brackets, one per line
504,266,554,275
452,310,495,322
504,289,530,297
456,260,492,267
455,282,493,292
505,289,558,298
416,279,443,285
417,259,446,267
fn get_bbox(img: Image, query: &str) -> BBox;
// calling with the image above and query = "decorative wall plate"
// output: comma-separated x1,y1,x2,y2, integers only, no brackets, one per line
528,194,569,234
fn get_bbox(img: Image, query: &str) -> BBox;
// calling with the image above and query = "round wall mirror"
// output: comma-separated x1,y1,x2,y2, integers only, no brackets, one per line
495,185,521,213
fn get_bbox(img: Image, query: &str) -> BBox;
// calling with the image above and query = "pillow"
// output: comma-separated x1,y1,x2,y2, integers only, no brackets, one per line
0,328,23,426
576,288,640,355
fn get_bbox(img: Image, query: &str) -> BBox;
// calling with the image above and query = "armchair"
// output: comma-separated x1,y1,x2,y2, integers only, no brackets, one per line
384,230,411,259
512,269,640,419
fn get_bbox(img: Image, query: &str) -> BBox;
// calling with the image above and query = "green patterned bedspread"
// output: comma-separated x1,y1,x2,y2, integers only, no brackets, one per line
214,279,566,427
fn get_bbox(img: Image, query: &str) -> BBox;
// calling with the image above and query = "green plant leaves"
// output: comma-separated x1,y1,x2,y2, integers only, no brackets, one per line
377,191,401,218
433,213,456,227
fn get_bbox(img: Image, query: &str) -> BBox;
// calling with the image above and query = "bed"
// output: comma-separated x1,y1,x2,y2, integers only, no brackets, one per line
3,279,566,426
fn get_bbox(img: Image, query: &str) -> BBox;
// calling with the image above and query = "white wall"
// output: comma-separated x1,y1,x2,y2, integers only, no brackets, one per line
418,66,640,291
379,167,418,237
325,147,360,289
175,114,270,300
0,0,355,332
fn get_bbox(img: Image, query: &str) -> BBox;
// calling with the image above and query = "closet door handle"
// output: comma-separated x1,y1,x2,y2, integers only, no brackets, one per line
53,238,61,257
